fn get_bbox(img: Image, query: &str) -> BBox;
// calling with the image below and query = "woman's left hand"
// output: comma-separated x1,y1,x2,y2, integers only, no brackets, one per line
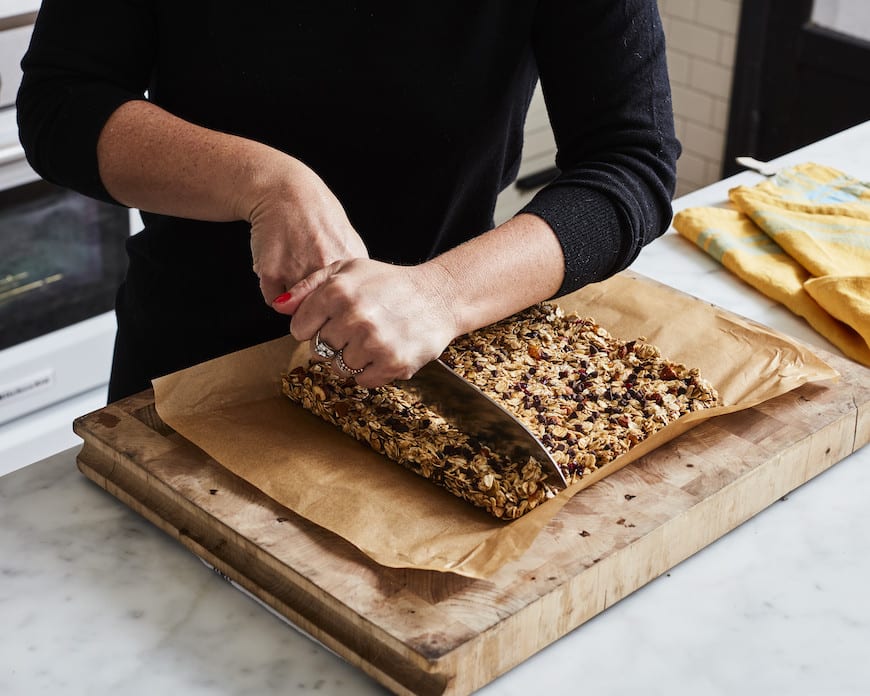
273,258,459,387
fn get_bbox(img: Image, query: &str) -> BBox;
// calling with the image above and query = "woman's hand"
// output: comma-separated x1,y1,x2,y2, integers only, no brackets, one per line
271,213,565,387
247,159,368,305
275,258,459,387
95,101,368,305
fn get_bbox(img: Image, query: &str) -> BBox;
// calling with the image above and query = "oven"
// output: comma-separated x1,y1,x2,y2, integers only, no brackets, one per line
0,5,138,474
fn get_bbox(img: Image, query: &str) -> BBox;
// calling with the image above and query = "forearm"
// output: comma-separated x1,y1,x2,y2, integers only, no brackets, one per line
427,213,565,338
96,100,296,222
280,213,564,385
528,0,678,296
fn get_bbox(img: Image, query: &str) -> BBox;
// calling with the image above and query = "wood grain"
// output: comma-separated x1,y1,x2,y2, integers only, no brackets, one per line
74,350,869,696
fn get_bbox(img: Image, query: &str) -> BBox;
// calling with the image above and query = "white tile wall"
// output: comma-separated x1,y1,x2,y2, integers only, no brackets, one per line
660,0,742,195
496,0,743,221
494,84,556,225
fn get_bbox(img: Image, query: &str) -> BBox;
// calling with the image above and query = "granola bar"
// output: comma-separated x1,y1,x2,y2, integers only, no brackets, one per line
441,303,720,480
282,362,554,519
282,303,719,519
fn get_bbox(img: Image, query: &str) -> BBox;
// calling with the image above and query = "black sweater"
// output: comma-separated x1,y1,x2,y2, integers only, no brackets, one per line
18,0,679,294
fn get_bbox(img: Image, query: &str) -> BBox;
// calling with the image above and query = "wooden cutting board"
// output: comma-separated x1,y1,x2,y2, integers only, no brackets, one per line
74,346,869,696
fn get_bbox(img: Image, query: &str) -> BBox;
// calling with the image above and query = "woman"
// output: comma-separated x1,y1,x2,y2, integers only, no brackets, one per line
17,1,679,400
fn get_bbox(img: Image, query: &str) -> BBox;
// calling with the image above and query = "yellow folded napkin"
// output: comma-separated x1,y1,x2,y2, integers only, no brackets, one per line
729,163,870,277
673,163,870,366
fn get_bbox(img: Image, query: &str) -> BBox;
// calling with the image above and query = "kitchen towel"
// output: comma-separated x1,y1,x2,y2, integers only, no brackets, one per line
674,163,870,366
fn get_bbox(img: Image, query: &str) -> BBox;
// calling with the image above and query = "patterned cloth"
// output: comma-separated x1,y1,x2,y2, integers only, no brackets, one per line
674,163,870,365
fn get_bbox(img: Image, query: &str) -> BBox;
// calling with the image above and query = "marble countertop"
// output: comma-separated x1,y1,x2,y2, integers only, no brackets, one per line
2,122,869,695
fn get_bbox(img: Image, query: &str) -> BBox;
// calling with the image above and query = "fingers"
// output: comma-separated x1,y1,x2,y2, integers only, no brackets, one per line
248,169,368,308
311,332,409,388
288,263,351,341
297,305,401,386
284,259,455,388
302,313,425,388
332,349,366,378
306,321,372,382
260,279,287,309
273,260,344,317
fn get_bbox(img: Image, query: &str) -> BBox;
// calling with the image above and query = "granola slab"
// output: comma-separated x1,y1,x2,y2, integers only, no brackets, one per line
282,303,719,520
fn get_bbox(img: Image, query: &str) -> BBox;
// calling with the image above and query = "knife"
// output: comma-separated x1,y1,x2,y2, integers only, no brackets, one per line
398,360,567,488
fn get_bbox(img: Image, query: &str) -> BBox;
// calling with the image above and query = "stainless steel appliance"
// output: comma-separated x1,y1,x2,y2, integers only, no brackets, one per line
0,5,138,473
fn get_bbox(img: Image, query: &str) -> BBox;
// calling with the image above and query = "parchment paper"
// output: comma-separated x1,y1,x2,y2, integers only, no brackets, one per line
153,272,837,578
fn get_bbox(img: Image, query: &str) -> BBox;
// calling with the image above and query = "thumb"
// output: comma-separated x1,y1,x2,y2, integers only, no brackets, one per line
271,261,342,315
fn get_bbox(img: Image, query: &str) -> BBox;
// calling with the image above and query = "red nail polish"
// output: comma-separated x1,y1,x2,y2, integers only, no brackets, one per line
273,291,292,304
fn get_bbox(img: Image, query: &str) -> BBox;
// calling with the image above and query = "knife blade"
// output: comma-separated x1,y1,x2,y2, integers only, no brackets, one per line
398,360,567,488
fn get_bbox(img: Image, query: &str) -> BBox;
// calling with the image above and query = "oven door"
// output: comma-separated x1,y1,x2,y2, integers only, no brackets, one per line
0,8,134,473
0,164,132,459
0,179,129,350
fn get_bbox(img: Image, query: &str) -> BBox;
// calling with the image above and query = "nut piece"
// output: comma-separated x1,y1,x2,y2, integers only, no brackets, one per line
282,303,720,520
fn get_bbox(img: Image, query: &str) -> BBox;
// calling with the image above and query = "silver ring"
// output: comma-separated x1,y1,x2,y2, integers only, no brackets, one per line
334,349,364,376
312,330,337,360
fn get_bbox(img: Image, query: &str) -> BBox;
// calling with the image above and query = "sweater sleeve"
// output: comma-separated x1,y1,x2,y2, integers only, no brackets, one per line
523,0,680,297
16,0,155,205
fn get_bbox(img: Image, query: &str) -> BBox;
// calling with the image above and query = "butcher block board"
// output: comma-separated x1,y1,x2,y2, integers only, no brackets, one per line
74,348,869,696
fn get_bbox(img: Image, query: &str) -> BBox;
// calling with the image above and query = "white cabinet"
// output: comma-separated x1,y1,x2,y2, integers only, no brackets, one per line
494,83,557,225
0,3,39,108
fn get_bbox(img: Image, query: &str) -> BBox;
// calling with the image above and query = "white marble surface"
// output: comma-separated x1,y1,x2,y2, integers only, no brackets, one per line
2,123,869,696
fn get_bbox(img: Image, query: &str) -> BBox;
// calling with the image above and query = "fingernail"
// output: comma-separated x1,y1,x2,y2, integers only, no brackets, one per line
273,292,292,304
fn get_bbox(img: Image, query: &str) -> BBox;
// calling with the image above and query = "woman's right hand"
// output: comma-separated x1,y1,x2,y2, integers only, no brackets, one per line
246,156,368,305
94,101,367,304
